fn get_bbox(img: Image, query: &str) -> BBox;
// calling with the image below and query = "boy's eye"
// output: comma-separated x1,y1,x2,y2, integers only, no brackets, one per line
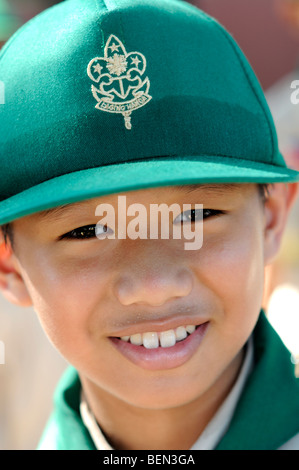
173,209,223,224
59,224,113,240
59,209,223,240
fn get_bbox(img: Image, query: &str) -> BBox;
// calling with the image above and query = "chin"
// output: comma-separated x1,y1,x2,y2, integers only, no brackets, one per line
119,379,206,410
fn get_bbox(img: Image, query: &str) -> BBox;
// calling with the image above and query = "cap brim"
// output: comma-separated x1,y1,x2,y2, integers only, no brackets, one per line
1,156,299,225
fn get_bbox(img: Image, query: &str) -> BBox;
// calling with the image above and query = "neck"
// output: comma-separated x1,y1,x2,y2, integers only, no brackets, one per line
80,350,244,450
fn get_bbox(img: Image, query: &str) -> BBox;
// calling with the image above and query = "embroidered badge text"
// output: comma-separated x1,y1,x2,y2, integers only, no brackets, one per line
87,35,151,129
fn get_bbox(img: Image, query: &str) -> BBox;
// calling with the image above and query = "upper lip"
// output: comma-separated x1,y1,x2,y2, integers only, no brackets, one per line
109,315,210,338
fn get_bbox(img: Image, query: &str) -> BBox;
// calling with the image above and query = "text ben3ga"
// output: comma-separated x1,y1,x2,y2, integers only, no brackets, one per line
148,455,195,465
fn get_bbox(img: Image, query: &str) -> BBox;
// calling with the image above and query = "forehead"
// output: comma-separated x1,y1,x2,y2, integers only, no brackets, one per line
19,183,256,225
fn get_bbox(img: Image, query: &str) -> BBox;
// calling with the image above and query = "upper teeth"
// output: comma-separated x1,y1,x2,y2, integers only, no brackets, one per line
120,325,196,349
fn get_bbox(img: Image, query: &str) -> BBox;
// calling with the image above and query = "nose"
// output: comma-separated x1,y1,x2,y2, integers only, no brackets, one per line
113,260,193,307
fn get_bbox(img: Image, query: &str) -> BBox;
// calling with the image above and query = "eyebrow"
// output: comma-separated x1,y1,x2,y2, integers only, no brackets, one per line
35,201,90,222
175,183,241,194
35,184,241,222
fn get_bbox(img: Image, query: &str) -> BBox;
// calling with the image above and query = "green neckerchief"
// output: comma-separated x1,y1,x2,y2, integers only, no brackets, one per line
216,311,299,450
38,311,299,450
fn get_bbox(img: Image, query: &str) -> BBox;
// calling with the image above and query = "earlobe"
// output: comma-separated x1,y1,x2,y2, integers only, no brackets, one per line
263,183,299,265
0,239,33,307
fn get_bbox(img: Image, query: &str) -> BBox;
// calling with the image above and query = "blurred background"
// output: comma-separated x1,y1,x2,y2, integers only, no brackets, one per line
0,0,298,450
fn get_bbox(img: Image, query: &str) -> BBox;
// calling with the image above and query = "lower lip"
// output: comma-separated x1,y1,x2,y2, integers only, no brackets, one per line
109,323,209,371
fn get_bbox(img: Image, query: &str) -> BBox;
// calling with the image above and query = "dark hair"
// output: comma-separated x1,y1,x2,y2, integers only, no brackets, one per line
1,222,14,250
258,183,271,201
0,183,271,251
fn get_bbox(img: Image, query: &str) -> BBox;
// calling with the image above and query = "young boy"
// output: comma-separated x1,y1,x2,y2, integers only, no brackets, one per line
0,0,299,451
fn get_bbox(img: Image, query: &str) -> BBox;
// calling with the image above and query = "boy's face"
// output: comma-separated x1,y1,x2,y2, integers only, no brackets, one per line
0,183,291,409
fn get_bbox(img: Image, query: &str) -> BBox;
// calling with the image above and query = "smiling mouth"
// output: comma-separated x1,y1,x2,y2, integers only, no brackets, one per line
110,322,209,370
117,324,200,349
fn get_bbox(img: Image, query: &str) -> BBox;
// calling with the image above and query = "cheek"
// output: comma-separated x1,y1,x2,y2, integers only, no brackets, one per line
194,223,265,314
17,249,110,354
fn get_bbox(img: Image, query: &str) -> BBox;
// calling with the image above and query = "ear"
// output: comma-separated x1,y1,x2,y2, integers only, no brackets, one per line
0,232,33,307
263,182,299,266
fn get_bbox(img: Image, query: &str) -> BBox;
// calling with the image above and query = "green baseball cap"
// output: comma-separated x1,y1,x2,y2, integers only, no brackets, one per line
0,0,298,225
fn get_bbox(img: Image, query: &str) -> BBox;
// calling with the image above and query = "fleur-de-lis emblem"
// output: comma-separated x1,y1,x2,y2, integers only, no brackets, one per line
87,35,152,130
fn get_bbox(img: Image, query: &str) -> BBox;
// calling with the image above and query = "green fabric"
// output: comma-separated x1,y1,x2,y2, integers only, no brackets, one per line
38,312,299,450
216,312,299,450
38,368,97,450
0,0,299,225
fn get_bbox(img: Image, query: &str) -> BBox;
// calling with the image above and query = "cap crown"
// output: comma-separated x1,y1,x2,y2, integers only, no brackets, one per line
0,0,287,203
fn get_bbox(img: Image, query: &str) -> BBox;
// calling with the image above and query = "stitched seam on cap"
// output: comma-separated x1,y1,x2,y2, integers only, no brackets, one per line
93,0,105,50
98,0,109,11
209,18,275,165
94,0,104,13
101,0,118,10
